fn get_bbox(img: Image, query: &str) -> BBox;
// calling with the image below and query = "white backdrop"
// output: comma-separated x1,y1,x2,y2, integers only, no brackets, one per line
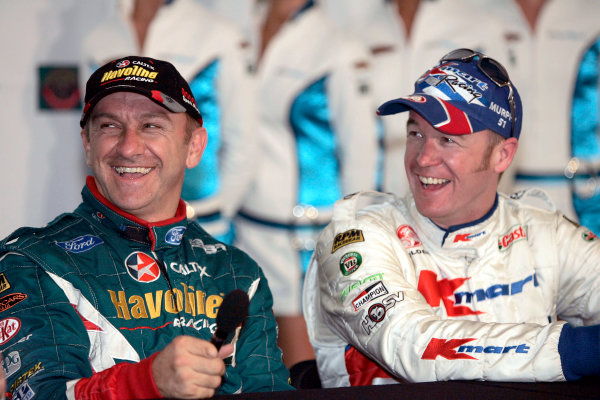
0,0,118,238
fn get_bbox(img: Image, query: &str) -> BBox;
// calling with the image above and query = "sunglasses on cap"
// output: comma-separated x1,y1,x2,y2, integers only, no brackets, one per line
440,48,517,138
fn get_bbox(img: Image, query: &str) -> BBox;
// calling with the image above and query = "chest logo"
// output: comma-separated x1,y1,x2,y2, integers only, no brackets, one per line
0,293,27,313
396,225,422,249
0,318,21,345
124,252,161,283
56,235,104,253
165,226,186,245
498,225,527,251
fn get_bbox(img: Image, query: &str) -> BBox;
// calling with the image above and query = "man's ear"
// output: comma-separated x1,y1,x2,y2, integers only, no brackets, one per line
186,126,208,169
81,129,92,167
494,137,518,174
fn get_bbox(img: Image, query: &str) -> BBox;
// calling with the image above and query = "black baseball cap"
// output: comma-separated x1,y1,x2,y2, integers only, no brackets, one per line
80,55,203,128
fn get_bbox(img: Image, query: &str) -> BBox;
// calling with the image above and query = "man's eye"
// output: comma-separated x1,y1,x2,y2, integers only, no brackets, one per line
408,130,423,138
442,136,455,144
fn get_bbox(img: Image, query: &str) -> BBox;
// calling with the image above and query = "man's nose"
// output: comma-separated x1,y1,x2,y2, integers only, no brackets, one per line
117,127,145,157
416,139,440,166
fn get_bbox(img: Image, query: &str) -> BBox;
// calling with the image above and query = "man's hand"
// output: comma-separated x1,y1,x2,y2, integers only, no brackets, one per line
152,335,234,399
0,353,5,400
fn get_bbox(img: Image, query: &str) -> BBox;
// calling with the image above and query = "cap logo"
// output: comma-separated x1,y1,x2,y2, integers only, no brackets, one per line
422,64,485,106
81,56,203,128
405,95,426,103
489,101,511,121
181,88,199,110
100,65,158,84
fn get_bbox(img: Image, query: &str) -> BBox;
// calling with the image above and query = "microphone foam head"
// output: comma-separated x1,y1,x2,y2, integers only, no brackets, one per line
217,289,250,333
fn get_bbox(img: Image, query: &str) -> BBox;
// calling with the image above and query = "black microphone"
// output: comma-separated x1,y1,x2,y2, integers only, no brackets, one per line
210,289,250,350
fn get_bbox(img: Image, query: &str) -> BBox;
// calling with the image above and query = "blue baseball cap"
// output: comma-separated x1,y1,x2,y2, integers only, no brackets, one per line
377,52,522,139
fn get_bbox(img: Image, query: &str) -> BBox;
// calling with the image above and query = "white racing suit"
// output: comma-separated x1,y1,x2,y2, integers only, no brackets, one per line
81,0,258,242
303,189,600,387
234,0,378,315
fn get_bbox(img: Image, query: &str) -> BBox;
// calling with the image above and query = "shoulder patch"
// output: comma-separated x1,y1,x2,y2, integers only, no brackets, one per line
332,229,364,253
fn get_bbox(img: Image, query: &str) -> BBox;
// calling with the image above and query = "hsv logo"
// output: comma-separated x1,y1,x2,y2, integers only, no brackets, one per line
498,225,527,251
417,270,482,316
367,304,386,322
0,318,20,345
116,60,130,68
125,252,161,283
361,292,404,335
397,225,422,249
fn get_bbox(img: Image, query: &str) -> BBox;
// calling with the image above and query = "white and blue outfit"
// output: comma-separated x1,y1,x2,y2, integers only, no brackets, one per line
234,0,378,315
81,0,258,243
304,189,600,386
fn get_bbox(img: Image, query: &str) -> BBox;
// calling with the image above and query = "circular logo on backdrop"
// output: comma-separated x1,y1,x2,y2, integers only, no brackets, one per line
124,252,161,283
339,252,362,276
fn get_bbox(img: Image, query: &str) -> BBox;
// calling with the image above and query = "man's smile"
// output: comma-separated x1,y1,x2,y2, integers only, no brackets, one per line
113,166,153,177
418,175,450,188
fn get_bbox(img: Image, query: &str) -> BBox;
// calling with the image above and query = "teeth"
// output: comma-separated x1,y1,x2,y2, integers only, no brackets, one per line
419,176,449,185
114,166,152,175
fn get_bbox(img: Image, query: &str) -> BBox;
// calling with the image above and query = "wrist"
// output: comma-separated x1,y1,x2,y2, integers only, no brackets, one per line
558,324,600,380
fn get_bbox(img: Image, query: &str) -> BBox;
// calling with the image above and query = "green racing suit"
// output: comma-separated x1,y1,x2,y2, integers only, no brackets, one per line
0,177,292,399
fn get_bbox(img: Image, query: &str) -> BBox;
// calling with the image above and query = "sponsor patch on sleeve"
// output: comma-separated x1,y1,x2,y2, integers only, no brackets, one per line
332,229,364,253
339,252,362,276
0,273,11,294
582,229,598,242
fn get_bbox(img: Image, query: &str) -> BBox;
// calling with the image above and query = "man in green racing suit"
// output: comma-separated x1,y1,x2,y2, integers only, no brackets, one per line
0,55,291,399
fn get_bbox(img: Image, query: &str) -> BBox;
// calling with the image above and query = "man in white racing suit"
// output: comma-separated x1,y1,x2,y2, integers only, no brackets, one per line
303,49,600,387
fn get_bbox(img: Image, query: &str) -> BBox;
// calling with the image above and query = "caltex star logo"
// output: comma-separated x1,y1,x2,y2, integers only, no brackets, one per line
125,252,161,283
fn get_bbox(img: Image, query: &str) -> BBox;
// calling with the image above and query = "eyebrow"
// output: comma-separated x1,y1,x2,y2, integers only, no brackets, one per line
89,111,171,123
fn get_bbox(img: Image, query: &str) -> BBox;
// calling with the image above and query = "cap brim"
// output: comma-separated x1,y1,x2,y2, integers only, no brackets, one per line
80,85,187,127
377,94,487,135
